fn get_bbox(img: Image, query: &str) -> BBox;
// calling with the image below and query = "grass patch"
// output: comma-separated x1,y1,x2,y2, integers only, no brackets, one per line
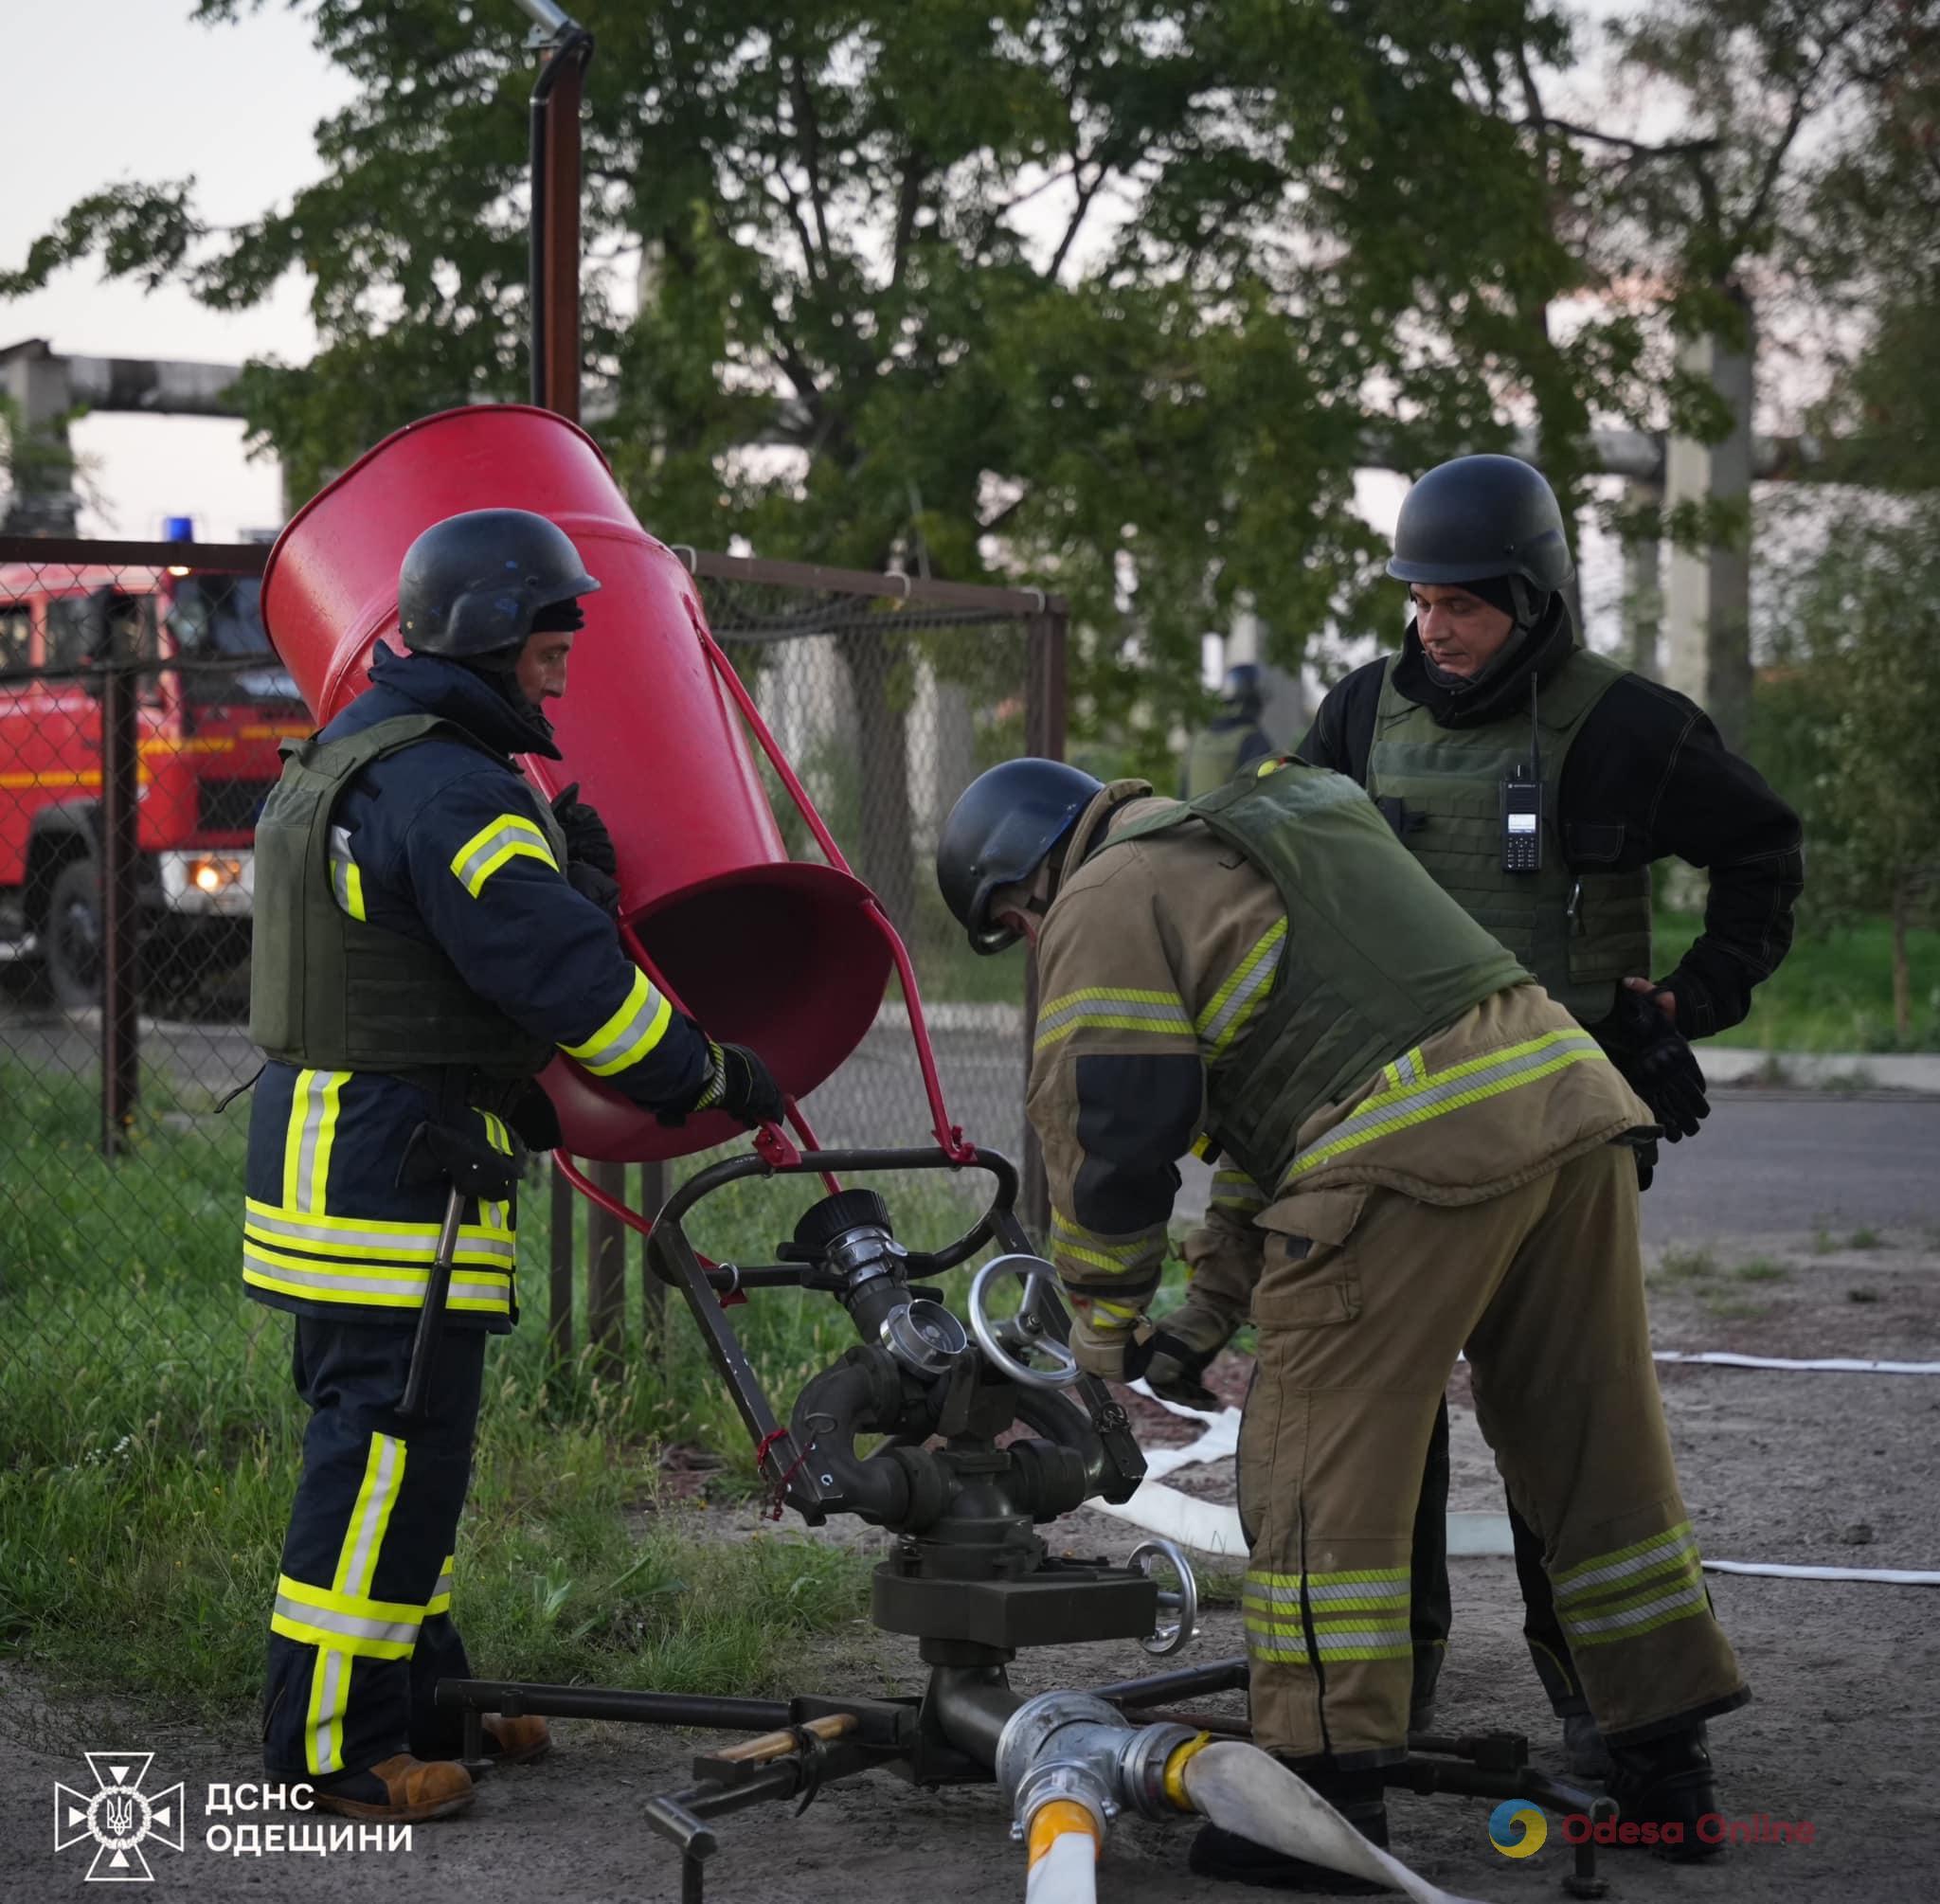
1732,1257,1790,1283
0,1063,999,1719
1845,1228,1885,1251
1652,1245,1718,1284
1655,907,1940,1052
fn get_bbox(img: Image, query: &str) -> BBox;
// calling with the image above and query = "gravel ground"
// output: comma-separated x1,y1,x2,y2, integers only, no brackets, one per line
7,1222,1935,1904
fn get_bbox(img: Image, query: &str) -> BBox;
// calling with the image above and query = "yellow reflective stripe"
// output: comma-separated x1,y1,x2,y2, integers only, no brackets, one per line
1284,1032,1607,1181
450,813,558,897
1558,1556,1705,1631
426,1554,455,1617
1195,917,1287,1054
1247,1567,1408,1589
244,1198,514,1247
1554,1520,1697,1595
1050,1213,1153,1265
281,1069,350,1214
562,967,674,1077
328,825,367,921
1048,1214,1166,1282
1564,1587,1713,1648
310,1072,345,1216
1557,1548,1703,1612
243,1215,515,1265
242,1248,513,1312
333,1435,405,1601
1034,987,1195,1051
479,1113,512,1231
1209,1166,1266,1212
1090,1297,1144,1322
304,1647,348,1776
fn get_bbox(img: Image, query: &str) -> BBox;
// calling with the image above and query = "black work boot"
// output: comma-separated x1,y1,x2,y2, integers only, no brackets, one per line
1606,1725,1721,1861
1188,1769,1390,1894
1561,1713,1612,1782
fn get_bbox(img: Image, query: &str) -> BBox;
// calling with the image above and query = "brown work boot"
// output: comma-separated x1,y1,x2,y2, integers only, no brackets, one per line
482,1715,552,1765
311,1754,475,1823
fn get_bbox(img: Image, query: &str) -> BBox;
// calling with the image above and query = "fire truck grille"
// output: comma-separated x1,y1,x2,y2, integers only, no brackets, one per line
197,779,277,835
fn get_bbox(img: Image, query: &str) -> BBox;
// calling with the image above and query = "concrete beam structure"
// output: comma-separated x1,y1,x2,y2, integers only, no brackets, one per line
1662,302,1755,745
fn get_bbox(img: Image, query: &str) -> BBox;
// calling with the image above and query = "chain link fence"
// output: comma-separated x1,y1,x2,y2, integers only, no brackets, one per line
0,536,1066,1428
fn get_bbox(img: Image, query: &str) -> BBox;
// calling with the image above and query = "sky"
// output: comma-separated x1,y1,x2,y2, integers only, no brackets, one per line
0,1,353,541
3,0,1644,649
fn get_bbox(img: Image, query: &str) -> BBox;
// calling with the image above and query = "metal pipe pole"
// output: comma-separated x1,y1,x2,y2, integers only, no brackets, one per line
98,651,140,1157
521,6,593,420
1018,605,1068,1242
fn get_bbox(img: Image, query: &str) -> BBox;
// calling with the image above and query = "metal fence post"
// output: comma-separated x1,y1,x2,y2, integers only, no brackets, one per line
1018,604,1069,1243
98,649,140,1158
637,1159,667,1349
548,1157,575,1358
586,1157,627,1380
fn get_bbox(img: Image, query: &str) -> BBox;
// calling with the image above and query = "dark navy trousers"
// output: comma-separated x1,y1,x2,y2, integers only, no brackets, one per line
262,1318,485,1779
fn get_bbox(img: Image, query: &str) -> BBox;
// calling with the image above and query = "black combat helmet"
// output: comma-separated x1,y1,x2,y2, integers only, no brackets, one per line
397,509,602,659
1387,455,1574,598
936,758,1105,955
1220,662,1265,717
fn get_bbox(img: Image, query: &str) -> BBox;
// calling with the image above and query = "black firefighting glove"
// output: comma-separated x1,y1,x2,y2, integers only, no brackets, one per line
550,782,618,874
550,782,621,913
657,1026,787,1129
1593,987,1710,1142
1141,1295,1240,1411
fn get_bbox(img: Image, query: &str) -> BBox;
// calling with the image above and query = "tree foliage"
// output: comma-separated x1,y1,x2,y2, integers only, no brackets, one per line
0,1,1617,761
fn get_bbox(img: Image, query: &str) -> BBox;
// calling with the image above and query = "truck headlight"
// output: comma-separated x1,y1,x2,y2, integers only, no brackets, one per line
159,849,255,916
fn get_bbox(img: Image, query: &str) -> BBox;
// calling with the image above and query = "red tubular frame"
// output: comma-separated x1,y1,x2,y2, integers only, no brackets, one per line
550,606,975,1254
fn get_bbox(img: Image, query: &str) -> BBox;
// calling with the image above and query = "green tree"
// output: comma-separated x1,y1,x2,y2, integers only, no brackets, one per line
1771,509,1940,1042
2,2,1607,899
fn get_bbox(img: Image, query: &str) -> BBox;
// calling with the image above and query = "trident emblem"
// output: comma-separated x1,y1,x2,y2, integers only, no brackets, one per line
54,1753,185,1882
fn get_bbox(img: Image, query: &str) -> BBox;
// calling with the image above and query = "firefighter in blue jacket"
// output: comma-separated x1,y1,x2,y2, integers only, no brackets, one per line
245,509,784,1823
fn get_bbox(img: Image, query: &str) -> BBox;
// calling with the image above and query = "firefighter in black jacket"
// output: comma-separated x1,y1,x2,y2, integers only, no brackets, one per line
246,509,784,1823
1153,455,1802,1781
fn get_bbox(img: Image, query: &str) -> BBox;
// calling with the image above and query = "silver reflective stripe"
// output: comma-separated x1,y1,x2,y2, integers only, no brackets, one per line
243,1250,512,1302
1555,1530,1698,1602
313,1650,345,1774
589,997,664,1074
455,820,552,893
1392,1049,1420,1084
1199,938,1284,1051
344,1436,401,1600
296,1073,329,1214
1035,995,1194,1039
245,1208,514,1262
1290,1032,1605,1176
1313,1625,1410,1653
276,1593,421,1649
1307,1579,1410,1605
1562,1581,1709,1638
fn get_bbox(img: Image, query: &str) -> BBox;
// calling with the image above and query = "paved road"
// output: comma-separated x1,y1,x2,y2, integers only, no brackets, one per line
6,989,1938,1243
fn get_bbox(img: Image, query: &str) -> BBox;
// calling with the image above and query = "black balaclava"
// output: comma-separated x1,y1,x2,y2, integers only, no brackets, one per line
1419,574,1546,693
468,598,585,746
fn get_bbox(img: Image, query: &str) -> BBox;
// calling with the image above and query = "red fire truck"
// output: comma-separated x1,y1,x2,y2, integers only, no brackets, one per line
0,561,308,1006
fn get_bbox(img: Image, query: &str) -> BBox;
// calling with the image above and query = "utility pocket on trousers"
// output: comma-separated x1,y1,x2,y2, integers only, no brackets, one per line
1251,1185,1368,1329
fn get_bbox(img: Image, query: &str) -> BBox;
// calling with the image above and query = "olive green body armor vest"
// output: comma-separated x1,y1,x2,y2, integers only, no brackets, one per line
1100,763,1528,1191
1364,649,1652,1023
1183,725,1256,799
248,714,561,1078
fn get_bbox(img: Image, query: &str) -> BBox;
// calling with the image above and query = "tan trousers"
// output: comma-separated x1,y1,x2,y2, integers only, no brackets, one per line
1237,1141,1747,1765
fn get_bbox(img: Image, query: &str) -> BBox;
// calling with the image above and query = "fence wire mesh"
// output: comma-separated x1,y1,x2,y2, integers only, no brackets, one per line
0,544,1054,1431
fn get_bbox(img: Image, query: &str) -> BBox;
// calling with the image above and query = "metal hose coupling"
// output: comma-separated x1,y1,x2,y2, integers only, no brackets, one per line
996,1692,1203,1841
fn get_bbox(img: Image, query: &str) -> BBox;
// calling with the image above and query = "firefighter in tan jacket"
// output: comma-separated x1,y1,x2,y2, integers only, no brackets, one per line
937,756,1748,1890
